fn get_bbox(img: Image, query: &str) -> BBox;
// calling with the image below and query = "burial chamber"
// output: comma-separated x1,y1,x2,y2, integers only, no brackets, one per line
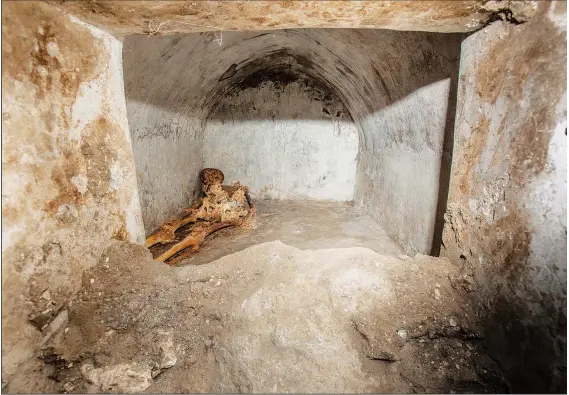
1,1,566,393
123,28,461,255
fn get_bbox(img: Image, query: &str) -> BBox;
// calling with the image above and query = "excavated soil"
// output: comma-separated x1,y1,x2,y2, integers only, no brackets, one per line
11,239,509,394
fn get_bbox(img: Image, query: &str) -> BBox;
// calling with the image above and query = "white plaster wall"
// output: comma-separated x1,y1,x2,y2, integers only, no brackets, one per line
203,81,358,201
355,79,452,254
126,102,203,233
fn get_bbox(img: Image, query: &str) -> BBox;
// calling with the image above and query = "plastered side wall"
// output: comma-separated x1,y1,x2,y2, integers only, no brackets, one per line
441,3,567,392
123,35,211,234
1,1,144,383
203,79,358,201
125,102,203,234
355,78,456,255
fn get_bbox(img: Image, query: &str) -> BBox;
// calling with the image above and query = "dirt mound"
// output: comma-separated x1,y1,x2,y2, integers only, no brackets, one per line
9,241,506,393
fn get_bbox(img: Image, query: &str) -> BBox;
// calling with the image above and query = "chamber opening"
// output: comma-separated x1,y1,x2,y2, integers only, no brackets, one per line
124,29,461,262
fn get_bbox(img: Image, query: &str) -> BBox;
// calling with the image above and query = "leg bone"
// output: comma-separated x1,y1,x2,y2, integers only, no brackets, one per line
155,219,242,263
145,199,203,248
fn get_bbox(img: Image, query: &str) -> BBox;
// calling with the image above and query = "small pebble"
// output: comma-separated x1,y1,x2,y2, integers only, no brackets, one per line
434,289,441,300
397,329,408,339
90,278,95,284
449,318,457,327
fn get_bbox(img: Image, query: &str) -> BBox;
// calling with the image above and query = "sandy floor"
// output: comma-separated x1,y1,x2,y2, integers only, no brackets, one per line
10,235,508,393
150,200,403,266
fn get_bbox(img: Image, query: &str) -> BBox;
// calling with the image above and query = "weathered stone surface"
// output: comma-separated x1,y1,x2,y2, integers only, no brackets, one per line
1,0,144,382
441,2,567,392
48,1,538,37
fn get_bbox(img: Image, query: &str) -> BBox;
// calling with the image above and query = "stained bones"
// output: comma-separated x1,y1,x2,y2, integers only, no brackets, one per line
146,168,256,263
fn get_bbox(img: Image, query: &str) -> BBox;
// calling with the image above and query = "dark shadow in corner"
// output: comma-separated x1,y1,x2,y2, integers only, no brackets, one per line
484,291,568,393
430,58,460,257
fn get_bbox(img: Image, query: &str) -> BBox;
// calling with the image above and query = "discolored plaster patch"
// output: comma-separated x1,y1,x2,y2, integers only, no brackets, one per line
80,117,119,198
3,2,103,104
112,214,129,242
458,116,490,194
44,151,86,215
489,205,532,282
474,44,506,105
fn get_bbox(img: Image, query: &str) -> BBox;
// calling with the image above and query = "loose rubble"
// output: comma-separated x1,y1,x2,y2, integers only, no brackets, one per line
18,241,508,393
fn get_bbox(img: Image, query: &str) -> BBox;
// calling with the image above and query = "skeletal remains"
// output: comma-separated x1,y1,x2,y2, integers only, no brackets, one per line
146,168,256,264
